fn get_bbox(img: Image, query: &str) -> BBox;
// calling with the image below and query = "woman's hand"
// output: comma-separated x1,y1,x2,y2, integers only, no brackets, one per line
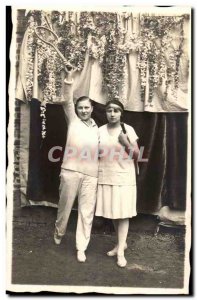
118,131,139,160
118,132,131,148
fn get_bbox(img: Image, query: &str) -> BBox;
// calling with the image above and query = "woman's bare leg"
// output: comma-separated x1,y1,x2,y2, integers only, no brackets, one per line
107,220,118,256
107,219,127,257
117,218,129,267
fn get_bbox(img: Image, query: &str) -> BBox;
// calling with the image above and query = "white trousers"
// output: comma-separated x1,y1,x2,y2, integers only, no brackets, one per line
55,169,98,251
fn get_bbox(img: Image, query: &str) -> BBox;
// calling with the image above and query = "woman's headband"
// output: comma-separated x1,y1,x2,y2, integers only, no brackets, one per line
105,100,124,112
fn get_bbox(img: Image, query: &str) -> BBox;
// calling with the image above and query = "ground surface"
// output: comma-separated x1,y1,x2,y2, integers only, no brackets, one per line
11,215,185,290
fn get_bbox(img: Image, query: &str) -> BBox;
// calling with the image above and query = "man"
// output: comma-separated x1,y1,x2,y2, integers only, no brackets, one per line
54,72,99,263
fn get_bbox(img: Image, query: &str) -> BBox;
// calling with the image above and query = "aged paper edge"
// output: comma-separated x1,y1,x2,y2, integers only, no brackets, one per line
6,6,191,294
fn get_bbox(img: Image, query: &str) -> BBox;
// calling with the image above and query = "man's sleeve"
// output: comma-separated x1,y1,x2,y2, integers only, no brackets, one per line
62,83,77,123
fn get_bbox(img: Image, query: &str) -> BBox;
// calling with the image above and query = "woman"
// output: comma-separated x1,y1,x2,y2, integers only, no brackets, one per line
95,99,139,268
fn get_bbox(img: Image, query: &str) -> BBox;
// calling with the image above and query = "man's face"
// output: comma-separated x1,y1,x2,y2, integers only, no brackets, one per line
76,99,93,121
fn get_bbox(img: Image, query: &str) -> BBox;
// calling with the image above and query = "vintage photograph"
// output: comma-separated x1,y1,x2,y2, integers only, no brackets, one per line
7,6,191,294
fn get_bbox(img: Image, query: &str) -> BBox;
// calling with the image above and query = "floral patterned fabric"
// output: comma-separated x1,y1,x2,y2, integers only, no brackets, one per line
15,9,190,112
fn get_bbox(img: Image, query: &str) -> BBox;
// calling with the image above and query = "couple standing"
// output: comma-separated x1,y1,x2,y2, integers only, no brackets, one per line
54,71,139,268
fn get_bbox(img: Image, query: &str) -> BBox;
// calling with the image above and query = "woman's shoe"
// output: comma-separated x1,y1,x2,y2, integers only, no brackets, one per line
107,243,128,257
117,255,127,268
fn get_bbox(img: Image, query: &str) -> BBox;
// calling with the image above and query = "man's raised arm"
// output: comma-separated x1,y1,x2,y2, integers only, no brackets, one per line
62,77,77,123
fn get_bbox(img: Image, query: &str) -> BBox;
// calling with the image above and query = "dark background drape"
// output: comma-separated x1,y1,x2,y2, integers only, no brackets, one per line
26,99,187,213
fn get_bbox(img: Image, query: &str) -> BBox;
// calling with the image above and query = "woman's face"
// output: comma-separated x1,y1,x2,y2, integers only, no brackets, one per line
106,104,122,124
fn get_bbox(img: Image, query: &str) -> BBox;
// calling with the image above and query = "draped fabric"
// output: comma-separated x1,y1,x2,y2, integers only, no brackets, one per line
19,102,30,206
16,49,190,112
15,9,191,112
26,100,66,207
25,100,187,213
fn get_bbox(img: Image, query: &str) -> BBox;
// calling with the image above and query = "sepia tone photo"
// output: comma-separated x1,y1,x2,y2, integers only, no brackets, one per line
7,6,191,294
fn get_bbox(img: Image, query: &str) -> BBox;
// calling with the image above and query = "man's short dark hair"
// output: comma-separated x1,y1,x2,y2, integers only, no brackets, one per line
75,96,94,107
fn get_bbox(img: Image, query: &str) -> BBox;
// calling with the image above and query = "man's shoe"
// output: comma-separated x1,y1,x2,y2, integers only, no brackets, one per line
54,233,62,245
77,251,86,263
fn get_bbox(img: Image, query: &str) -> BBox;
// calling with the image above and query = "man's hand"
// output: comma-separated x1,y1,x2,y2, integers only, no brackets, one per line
64,71,74,85
53,68,76,105
52,67,77,105
64,66,77,85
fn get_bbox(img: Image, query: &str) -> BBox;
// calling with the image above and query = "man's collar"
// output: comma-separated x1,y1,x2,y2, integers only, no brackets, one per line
81,118,97,127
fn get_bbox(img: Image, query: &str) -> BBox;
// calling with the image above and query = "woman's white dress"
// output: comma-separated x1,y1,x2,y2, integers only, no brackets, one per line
95,123,138,219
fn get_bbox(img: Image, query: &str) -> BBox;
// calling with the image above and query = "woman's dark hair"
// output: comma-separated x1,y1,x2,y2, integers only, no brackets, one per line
105,99,124,112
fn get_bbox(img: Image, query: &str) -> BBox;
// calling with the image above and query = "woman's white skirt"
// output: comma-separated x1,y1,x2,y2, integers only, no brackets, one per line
95,184,137,219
